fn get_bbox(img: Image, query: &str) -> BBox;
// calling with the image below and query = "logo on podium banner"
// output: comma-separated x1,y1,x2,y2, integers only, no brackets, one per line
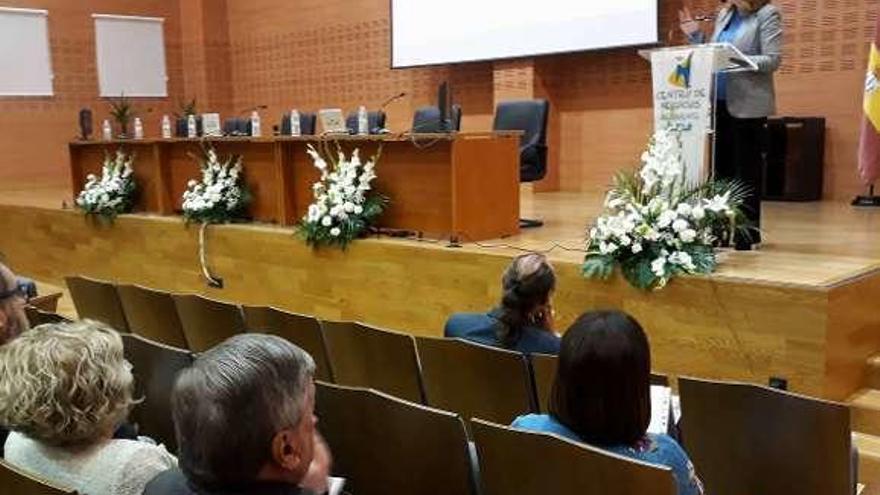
651,47,714,184
668,52,693,89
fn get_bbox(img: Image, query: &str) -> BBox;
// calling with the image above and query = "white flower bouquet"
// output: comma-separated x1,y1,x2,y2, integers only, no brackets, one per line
181,146,250,224
298,143,387,248
583,130,750,290
75,149,137,220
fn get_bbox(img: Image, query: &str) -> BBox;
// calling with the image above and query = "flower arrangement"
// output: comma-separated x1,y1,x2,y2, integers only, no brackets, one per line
582,130,750,290
181,146,250,224
75,149,136,220
298,143,387,248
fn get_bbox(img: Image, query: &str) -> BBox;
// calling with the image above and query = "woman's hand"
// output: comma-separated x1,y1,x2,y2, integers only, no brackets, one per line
679,6,700,37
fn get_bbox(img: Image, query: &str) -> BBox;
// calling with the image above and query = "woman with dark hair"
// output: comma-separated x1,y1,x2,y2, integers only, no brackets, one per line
444,253,560,354
512,310,703,495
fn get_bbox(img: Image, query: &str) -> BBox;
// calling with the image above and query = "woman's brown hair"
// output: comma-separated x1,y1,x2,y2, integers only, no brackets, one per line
549,310,651,447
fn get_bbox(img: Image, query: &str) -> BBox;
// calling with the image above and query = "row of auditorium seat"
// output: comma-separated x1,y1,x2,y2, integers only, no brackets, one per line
14,275,859,495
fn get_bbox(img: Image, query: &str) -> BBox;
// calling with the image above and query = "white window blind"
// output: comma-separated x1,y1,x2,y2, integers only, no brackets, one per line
93,14,167,97
0,7,53,96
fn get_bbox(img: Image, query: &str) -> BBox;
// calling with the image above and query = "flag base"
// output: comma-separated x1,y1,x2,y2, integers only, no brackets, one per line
852,195,880,207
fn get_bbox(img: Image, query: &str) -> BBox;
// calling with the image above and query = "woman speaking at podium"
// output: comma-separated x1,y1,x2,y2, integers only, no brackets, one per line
679,0,783,250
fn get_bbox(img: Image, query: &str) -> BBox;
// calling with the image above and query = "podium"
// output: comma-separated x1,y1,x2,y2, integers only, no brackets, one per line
638,43,758,184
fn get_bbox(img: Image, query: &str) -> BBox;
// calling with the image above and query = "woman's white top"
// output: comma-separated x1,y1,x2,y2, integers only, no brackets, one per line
4,431,177,495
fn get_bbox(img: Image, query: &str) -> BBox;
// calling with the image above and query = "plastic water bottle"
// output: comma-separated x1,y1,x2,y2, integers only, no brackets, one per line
250,110,262,137
290,109,301,136
187,114,197,138
161,115,172,139
102,119,112,141
357,105,368,135
133,117,144,139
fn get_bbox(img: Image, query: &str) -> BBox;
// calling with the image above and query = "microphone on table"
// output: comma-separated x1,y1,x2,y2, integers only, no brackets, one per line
373,92,408,134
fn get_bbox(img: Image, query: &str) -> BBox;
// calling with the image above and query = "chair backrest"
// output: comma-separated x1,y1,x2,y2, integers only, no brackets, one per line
530,353,670,414
678,376,853,495
316,382,474,495
241,306,333,381
280,111,317,135
64,275,129,332
27,292,62,313
0,458,75,494
321,321,424,403
472,419,675,495
345,110,387,134
417,336,534,425
117,284,188,349
529,352,557,413
412,104,462,133
24,306,71,327
492,99,549,183
172,294,244,353
121,333,193,453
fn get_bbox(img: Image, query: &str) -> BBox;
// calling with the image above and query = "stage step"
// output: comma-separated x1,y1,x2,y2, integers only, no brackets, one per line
855,432,880,494
851,389,880,437
867,354,880,390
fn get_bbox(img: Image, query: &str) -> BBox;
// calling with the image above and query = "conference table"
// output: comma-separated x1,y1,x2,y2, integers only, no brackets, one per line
69,132,521,241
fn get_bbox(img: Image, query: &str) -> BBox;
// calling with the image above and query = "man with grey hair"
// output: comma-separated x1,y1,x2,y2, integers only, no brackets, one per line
144,334,332,495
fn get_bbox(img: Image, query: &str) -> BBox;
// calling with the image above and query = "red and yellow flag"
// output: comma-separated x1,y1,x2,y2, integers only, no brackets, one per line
859,18,880,186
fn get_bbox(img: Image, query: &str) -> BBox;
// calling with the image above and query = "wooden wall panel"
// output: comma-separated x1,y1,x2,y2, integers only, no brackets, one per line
2,0,873,200
224,0,876,200
0,0,189,190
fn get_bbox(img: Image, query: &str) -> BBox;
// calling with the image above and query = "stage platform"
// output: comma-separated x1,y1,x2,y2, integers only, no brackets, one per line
1,187,880,401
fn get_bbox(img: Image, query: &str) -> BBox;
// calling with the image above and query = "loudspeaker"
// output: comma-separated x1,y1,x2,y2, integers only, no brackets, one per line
763,117,825,201
78,108,93,140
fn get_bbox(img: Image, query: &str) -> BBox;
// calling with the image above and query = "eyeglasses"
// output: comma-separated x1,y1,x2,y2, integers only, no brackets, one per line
0,287,25,302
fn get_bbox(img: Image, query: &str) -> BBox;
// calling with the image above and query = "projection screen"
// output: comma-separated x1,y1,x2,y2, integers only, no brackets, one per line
391,0,659,68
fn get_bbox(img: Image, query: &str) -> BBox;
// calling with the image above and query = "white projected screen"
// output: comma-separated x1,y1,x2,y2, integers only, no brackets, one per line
391,0,658,68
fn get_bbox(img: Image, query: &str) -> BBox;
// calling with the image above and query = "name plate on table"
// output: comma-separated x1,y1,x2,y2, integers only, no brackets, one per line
202,113,222,137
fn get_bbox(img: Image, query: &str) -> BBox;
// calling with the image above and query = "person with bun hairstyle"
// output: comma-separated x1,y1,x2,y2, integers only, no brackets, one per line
444,253,560,355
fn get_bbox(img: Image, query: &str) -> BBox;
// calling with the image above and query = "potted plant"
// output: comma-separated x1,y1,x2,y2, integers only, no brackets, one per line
108,93,134,139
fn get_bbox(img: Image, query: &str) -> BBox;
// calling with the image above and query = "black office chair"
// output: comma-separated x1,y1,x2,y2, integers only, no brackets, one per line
412,104,462,133
493,99,550,229
346,110,387,134
280,112,317,135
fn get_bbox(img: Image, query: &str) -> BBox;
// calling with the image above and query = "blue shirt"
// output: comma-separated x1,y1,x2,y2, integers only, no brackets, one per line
444,311,561,355
511,414,703,495
715,9,745,100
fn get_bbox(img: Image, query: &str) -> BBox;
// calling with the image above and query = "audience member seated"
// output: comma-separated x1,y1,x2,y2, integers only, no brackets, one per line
511,310,704,495
0,320,177,495
144,334,332,495
0,261,29,345
445,253,560,354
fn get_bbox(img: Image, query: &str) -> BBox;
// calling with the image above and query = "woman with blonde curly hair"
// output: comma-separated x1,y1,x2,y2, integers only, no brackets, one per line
0,320,176,495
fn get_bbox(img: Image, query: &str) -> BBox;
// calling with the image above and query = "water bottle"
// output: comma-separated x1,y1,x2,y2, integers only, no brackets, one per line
290,109,301,136
187,114,197,138
250,110,262,137
102,119,112,141
161,115,172,139
133,117,144,139
357,105,368,135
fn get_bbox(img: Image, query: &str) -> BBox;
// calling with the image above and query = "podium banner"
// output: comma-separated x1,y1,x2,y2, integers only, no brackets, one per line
650,46,715,184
